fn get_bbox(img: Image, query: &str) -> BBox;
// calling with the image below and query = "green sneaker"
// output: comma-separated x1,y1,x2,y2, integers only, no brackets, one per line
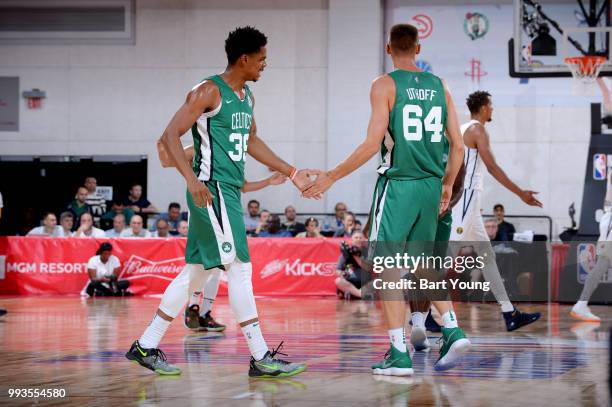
434,327,471,371
371,345,414,376
125,340,182,375
248,342,307,378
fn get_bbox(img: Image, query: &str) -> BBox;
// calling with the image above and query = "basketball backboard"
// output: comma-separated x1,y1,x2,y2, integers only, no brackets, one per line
510,0,612,77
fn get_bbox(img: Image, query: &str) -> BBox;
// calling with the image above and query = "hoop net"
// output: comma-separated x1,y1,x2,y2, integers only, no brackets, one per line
564,55,607,96
26,97,42,109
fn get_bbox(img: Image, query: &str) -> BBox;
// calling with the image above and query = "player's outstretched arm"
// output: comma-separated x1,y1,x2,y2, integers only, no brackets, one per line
475,125,542,207
159,82,219,207
301,75,392,198
241,172,287,193
441,82,465,214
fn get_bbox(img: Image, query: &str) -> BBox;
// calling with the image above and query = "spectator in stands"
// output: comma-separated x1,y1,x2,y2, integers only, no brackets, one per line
253,210,270,236
84,177,106,225
86,242,130,297
177,220,189,237
354,219,362,232
105,213,126,237
100,200,134,230
258,214,292,237
325,202,347,232
485,218,499,241
120,214,151,238
335,230,368,299
493,204,516,241
281,205,305,236
334,211,357,238
152,219,170,237
296,217,322,238
75,212,106,238
244,199,260,233
59,212,75,237
27,212,63,236
67,187,91,228
157,202,186,235
123,183,158,217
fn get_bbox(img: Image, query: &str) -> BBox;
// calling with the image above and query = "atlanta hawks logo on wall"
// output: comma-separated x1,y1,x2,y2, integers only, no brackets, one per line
464,12,489,40
411,14,433,39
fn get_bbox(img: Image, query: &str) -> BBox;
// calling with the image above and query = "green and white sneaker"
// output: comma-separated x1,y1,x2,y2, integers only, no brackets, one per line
125,340,182,375
372,345,414,376
434,327,471,371
248,342,307,378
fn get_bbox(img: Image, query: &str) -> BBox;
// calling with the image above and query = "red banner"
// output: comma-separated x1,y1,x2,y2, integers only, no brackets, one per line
0,237,342,296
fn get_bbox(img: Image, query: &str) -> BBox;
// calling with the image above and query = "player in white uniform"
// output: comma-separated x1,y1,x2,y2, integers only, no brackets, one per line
450,91,543,331
570,170,612,322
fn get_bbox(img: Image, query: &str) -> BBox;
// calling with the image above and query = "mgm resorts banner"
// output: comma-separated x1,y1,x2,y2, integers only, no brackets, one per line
0,237,610,303
0,237,340,296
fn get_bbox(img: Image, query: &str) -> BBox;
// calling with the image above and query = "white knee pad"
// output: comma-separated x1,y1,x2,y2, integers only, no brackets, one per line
227,261,258,323
159,263,210,319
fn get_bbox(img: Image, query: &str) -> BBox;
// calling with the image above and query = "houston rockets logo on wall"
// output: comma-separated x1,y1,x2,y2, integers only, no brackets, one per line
465,58,488,83
464,12,489,40
411,14,433,39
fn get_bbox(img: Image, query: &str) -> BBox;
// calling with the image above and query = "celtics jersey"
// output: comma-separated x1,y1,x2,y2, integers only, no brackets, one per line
377,70,447,180
192,75,253,188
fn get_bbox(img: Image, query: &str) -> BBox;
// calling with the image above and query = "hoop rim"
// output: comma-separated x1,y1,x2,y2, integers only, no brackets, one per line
564,55,607,65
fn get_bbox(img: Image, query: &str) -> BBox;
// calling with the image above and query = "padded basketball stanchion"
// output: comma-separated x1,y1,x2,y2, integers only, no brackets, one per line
564,56,607,96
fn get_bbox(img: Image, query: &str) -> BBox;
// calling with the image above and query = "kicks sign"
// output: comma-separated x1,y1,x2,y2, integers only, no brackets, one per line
260,259,336,279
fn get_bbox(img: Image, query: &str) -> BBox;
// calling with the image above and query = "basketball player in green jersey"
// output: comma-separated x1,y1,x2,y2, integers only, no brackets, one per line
304,24,470,374
126,26,313,377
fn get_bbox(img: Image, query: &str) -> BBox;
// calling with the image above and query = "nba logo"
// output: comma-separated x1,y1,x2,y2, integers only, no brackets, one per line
593,154,606,180
577,244,597,283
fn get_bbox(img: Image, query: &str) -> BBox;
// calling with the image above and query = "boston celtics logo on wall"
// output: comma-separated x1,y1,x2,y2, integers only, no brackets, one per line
221,242,232,253
464,12,489,40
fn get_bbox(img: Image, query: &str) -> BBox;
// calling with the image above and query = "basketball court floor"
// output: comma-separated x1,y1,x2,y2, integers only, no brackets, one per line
1,297,609,406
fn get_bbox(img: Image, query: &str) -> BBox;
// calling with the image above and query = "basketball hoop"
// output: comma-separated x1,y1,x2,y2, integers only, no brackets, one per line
564,55,607,96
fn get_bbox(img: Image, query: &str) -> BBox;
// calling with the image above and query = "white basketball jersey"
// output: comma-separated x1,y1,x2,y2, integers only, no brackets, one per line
460,119,485,191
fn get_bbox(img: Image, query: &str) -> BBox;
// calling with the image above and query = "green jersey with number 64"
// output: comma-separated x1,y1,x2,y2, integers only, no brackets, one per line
192,75,253,188
377,70,447,180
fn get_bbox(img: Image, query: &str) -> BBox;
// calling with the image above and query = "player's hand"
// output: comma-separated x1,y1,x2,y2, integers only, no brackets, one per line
293,169,323,199
439,184,452,215
519,190,543,207
268,172,287,186
188,178,213,208
302,170,333,199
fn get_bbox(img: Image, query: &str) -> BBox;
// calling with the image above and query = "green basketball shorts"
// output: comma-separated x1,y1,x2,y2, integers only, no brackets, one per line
185,180,250,269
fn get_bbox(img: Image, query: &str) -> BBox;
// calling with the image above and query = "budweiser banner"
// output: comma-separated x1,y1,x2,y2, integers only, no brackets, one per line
0,237,342,296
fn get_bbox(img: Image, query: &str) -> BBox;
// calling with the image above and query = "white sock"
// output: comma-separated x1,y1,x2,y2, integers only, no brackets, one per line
575,300,588,310
241,321,268,360
189,291,201,307
388,327,407,352
500,301,514,313
200,297,214,316
441,311,459,329
139,315,171,349
411,312,425,329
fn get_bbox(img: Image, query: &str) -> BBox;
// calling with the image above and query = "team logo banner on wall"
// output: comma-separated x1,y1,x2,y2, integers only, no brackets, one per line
0,237,342,296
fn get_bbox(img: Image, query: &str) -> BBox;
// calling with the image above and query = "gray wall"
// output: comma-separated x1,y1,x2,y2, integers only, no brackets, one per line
0,0,594,238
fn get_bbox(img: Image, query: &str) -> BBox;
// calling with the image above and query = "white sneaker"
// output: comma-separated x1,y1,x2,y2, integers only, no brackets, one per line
410,326,430,352
570,304,601,322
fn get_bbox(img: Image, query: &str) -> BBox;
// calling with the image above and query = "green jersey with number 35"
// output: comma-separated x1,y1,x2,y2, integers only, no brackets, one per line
377,70,447,180
192,75,253,188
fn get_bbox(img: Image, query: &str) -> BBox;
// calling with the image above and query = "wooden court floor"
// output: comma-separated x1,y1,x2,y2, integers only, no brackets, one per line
0,296,610,406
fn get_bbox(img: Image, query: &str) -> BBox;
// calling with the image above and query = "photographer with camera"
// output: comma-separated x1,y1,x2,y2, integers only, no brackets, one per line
335,230,369,299
86,242,131,297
